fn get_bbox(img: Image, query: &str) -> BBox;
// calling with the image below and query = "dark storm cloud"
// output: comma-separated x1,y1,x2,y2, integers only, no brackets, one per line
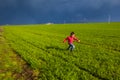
0,0,120,24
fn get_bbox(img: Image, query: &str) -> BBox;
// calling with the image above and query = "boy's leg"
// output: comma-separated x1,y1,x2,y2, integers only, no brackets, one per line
67,45,71,50
70,44,75,52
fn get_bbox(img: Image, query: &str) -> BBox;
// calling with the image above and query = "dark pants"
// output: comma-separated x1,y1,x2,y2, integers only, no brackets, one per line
67,43,75,51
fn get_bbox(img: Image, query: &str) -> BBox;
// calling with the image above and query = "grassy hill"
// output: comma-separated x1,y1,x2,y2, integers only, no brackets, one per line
1,22,120,80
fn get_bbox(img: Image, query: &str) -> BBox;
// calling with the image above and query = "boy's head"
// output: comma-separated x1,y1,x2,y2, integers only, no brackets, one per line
70,32,75,37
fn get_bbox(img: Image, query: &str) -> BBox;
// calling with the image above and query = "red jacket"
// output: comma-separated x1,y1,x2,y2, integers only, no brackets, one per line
63,36,79,44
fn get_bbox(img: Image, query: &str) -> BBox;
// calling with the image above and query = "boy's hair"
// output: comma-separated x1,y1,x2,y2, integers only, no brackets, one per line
70,32,75,36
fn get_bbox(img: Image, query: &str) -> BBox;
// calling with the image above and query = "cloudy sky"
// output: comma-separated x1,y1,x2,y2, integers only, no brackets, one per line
0,0,120,25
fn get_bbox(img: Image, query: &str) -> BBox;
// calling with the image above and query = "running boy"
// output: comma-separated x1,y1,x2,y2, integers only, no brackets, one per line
63,32,80,52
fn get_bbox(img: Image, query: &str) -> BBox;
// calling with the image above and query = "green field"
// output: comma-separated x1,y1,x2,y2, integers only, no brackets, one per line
2,23,120,80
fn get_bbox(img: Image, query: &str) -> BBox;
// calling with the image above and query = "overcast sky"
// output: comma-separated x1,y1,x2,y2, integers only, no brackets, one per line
0,0,120,25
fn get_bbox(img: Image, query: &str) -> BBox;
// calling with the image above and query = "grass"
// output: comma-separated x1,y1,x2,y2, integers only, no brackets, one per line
0,27,38,80
2,22,120,80
0,28,22,80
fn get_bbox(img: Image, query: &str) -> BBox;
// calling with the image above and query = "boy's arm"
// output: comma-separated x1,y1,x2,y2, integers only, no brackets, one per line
63,37,68,43
74,37,80,42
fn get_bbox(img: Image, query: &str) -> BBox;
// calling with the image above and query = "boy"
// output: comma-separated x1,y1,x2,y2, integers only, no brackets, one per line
63,32,80,52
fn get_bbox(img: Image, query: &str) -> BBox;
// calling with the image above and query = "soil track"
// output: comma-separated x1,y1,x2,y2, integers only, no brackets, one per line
0,27,39,80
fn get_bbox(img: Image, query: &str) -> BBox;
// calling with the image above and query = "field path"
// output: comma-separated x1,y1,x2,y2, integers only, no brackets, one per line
0,27,38,80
